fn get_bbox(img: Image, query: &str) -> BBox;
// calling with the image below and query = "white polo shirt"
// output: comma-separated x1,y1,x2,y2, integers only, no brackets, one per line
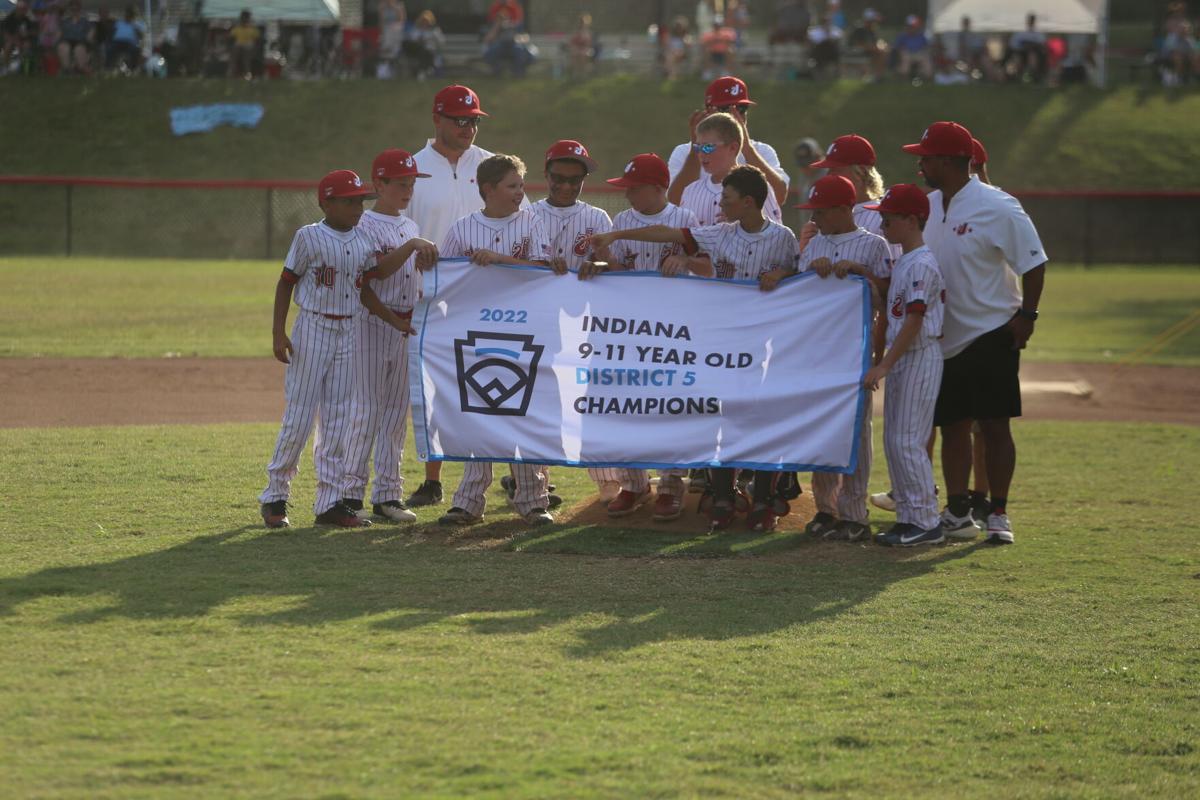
924,178,1047,359
667,139,790,188
403,140,531,249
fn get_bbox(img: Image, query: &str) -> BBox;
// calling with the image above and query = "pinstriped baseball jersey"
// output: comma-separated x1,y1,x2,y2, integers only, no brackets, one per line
886,246,945,349
797,227,893,280
441,209,552,262
530,199,613,270
283,222,376,317
356,210,423,311
609,203,699,272
687,219,799,281
853,201,903,262
680,176,783,226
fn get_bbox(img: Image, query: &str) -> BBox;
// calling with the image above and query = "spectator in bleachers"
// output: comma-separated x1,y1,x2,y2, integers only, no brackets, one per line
937,15,997,82
3,1,37,74
699,14,737,80
1006,13,1048,83
566,13,595,78
847,7,887,81
790,137,825,219
826,0,846,30
228,9,259,79
403,10,444,80
482,5,533,77
487,0,525,30
695,0,715,37
726,0,750,46
377,0,405,78
1160,2,1198,85
94,5,115,69
108,5,143,72
893,14,932,82
57,0,92,75
664,15,692,79
807,13,842,78
769,0,809,46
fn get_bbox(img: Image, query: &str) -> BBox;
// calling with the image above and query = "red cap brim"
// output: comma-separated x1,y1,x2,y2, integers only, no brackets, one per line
607,176,656,188
329,188,376,199
902,143,932,155
548,154,598,173
861,203,882,211
809,157,846,169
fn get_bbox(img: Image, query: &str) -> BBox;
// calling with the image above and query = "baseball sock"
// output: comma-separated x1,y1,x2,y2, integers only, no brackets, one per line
947,493,971,517
968,490,987,507
990,497,1007,515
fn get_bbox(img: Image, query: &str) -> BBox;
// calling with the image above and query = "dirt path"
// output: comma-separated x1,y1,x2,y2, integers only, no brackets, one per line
1,358,1198,429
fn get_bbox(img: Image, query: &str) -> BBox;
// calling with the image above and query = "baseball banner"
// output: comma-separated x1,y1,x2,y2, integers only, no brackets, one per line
409,259,872,473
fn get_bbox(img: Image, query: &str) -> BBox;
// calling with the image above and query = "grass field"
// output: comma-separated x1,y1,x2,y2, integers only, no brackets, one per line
2,259,1199,796
2,420,1198,797
2,258,1198,365
2,79,1199,191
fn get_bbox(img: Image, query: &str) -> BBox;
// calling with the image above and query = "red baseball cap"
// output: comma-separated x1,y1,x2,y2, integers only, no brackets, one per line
433,85,488,117
810,134,877,168
544,139,598,173
863,183,930,219
902,121,974,158
705,76,756,108
372,149,431,180
794,175,857,209
317,169,375,202
971,137,988,167
606,153,669,189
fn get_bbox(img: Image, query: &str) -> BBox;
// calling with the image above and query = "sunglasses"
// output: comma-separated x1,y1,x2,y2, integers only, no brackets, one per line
441,115,480,129
710,104,749,115
691,142,721,155
547,172,586,186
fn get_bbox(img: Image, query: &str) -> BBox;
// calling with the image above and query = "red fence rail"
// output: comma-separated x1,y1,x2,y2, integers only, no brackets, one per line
2,176,1198,265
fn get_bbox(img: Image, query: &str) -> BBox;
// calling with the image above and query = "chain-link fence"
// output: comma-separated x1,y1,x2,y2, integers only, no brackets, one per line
2,177,1198,265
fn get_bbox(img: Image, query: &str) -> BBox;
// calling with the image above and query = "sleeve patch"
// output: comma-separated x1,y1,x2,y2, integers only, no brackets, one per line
280,269,300,285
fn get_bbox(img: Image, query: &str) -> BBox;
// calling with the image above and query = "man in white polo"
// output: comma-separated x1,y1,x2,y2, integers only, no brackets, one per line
903,121,1046,546
403,84,500,507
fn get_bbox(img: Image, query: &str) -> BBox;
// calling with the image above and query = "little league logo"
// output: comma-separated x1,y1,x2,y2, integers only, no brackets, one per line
455,331,544,416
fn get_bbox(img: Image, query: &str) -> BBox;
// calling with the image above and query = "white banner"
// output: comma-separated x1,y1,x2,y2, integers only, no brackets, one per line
409,259,871,474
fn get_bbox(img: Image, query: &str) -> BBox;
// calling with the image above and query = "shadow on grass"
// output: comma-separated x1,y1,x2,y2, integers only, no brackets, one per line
0,521,984,657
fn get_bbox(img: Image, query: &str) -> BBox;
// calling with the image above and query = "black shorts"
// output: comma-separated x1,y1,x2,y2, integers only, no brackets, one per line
934,322,1021,427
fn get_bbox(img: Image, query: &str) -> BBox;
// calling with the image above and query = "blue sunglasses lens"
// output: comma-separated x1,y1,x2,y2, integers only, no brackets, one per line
693,143,719,154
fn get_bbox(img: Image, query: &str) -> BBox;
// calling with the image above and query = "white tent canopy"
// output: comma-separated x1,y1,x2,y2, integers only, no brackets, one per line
928,0,1107,34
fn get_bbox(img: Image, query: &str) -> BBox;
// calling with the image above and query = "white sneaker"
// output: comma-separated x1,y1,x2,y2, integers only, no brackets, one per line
869,491,896,513
940,508,981,540
986,513,1014,545
373,500,417,523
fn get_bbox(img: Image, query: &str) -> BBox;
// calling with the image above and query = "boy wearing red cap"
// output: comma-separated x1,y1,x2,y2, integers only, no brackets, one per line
437,153,561,528
589,165,798,532
577,153,702,522
667,76,788,208
861,185,946,547
260,170,433,529
337,149,437,523
794,174,893,543
529,139,620,499
903,121,1047,546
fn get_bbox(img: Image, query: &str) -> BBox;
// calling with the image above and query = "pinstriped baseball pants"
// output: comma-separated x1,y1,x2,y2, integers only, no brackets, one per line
884,345,942,530
260,311,355,515
812,402,873,524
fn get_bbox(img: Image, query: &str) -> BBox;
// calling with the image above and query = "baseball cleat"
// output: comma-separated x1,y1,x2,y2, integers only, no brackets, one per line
316,502,372,528
652,493,684,522
869,491,897,513
500,474,516,500
547,493,563,510
747,504,778,533
438,506,482,526
985,513,1014,545
406,480,444,507
523,508,554,526
373,500,417,523
804,511,838,537
341,498,368,518
708,499,737,532
260,500,290,529
825,520,871,542
894,523,945,547
687,469,709,494
607,488,651,517
940,508,981,540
